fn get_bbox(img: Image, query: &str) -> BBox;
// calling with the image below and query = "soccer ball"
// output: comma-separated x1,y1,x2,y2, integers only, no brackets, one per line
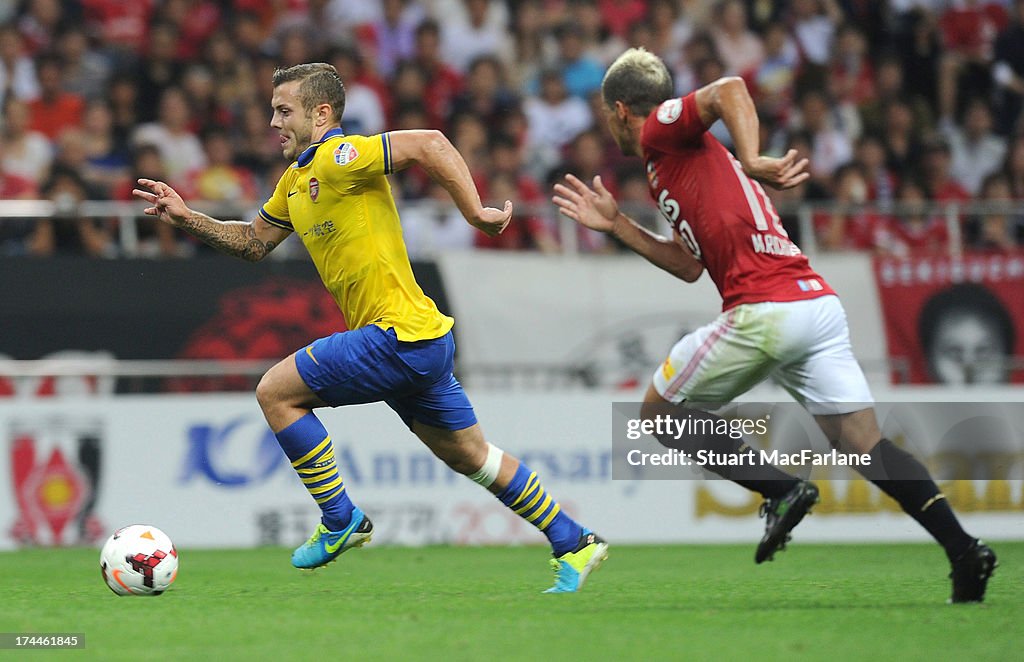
99,525,178,596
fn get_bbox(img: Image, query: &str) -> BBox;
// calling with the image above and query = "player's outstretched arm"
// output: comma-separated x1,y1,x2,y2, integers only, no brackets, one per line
132,178,290,262
387,130,511,237
553,174,703,282
693,77,809,190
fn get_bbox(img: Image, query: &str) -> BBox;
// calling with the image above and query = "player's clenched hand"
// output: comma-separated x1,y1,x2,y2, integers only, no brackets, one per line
132,178,191,226
742,149,810,190
552,174,619,233
469,200,513,237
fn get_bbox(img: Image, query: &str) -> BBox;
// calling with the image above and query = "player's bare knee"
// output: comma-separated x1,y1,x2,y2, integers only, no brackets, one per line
252,373,276,414
254,371,280,415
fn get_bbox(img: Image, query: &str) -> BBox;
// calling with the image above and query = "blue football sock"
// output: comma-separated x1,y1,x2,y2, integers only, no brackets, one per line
496,463,583,556
276,413,355,531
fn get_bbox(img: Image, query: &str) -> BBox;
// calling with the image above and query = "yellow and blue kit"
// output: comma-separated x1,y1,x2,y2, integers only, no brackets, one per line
260,128,475,430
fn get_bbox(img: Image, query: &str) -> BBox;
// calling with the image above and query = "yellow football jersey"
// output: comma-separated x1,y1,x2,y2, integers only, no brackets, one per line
259,129,454,341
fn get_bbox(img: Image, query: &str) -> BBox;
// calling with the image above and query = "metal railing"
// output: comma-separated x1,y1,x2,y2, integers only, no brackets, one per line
0,355,993,394
2,199,1022,258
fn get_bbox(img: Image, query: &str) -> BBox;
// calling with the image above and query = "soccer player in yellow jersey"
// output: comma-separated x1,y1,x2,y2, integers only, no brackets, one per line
133,62,607,592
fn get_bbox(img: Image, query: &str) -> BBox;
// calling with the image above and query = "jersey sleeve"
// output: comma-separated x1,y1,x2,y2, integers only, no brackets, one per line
258,169,294,231
321,133,394,191
640,93,708,154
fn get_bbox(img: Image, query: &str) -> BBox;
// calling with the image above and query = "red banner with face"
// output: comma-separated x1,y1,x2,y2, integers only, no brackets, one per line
875,253,1024,385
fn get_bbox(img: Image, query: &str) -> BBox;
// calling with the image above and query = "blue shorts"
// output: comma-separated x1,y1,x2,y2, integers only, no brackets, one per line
294,325,478,431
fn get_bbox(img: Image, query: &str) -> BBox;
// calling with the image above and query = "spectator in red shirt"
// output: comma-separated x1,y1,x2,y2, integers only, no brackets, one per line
920,134,972,204
881,178,950,256
390,60,442,130
968,172,1021,251
938,0,1009,120
162,0,222,61
17,0,64,55
855,133,898,205
413,19,464,123
477,135,558,252
829,24,875,107
597,0,646,39
80,0,154,54
0,139,41,256
815,162,887,251
475,172,558,252
940,0,1008,61
487,133,543,203
27,53,84,140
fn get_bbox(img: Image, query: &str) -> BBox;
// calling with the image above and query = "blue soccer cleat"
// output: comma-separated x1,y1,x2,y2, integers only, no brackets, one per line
291,507,373,569
544,530,609,593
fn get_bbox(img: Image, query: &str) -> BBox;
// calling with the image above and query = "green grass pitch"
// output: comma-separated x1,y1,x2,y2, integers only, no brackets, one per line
1,542,1019,660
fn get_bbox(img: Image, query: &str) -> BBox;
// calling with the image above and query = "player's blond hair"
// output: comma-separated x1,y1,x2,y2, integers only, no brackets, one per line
602,48,674,116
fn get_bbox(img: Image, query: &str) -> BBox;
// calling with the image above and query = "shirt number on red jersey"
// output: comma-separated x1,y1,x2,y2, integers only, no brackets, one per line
726,153,789,236
657,189,702,259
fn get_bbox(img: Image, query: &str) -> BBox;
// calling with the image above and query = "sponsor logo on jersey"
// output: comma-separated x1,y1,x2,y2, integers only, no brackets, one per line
333,143,359,166
656,98,683,124
309,177,319,202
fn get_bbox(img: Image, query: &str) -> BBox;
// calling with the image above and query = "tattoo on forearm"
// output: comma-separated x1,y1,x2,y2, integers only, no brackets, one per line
182,212,276,261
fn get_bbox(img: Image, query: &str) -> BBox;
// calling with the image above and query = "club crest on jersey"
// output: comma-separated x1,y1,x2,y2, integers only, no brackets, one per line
657,98,683,124
309,177,319,202
333,143,359,166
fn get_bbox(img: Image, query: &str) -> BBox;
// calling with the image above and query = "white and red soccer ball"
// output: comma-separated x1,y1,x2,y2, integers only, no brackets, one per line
99,525,178,596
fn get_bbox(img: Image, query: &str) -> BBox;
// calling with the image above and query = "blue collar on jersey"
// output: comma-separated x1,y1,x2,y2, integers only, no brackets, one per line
294,127,345,167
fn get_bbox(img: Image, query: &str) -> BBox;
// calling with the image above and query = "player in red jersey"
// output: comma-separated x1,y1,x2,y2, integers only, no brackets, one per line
553,48,995,603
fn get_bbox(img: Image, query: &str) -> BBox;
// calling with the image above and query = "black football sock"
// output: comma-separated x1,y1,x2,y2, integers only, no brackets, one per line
859,439,974,560
651,407,799,499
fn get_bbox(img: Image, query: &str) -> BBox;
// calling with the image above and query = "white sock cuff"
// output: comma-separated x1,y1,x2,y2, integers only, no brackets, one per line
468,443,504,487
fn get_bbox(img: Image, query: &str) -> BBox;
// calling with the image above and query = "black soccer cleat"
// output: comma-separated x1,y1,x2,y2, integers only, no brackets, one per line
949,540,997,604
755,480,819,564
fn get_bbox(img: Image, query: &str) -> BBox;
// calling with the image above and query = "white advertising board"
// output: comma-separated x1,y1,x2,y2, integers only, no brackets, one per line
1,391,1021,551
435,252,889,388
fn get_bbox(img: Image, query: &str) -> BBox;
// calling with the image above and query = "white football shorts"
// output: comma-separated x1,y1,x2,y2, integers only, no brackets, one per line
652,295,874,415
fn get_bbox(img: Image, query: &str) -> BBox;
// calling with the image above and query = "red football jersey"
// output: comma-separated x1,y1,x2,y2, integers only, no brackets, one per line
641,93,835,311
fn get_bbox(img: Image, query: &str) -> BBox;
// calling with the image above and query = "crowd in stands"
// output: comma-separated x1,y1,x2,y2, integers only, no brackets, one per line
1,0,1023,257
